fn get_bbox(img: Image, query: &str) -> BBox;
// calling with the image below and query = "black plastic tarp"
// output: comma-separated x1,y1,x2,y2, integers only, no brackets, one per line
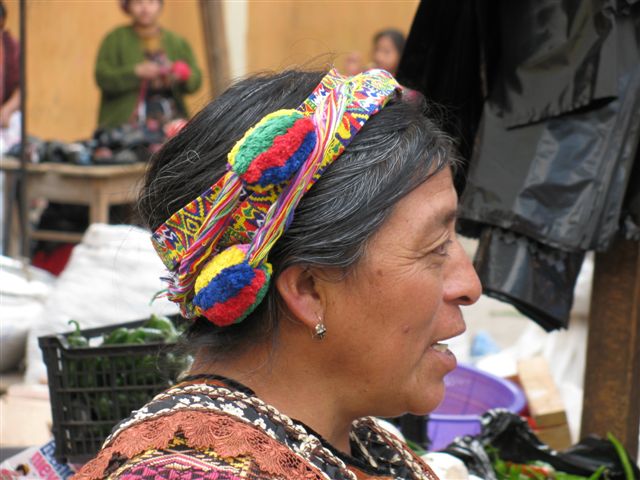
459,60,640,252
443,410,640,479
397,0,640,330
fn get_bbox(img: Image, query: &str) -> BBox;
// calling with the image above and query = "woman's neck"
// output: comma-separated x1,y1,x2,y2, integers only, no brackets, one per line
189,343,356,453
133,23,160,38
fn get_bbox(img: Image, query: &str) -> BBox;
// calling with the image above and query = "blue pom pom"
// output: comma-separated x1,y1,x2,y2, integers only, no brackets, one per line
193,262,256,310
257,131,317,186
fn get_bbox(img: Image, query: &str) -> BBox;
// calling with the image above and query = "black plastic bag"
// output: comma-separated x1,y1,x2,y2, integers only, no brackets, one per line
622,143,640,241
443,410,640,479
458,60,640,253
473,228,585,331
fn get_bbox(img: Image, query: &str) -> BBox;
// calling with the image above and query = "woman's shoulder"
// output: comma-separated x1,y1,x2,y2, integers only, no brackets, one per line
72,381,328,480
100,25,135,44
351,417,438,479
73,409,322,479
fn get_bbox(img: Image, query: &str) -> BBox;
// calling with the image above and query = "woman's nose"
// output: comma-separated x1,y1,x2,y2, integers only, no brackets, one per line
443,239,482,306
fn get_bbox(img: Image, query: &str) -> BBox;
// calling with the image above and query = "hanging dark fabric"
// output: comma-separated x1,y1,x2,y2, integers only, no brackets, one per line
397,0,640,331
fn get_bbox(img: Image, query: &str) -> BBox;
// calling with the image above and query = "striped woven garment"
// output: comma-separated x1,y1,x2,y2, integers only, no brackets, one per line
151,69,400,326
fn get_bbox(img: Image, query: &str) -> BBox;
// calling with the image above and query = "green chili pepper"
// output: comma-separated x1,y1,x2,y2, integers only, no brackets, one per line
103,327,130,345
144,314,177,338
127,327,166,344
67,320,89,348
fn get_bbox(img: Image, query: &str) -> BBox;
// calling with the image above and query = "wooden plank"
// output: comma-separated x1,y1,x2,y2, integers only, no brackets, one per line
517,356,568,429
581,236,640,461
0,156,20,169
536,423,572,451
95,175,144,204
11,164,142,206
26,172,97,203
1,157,147,178
199,0,230,98
19,0,28,259
30,230,84,243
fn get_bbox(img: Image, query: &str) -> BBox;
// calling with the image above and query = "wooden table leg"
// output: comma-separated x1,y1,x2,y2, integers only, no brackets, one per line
1,171,20,257
581,236,640,460
89,182,110,225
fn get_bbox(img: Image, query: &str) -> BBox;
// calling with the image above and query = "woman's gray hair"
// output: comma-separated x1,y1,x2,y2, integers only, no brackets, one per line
138,70,457,360
275,106,452,271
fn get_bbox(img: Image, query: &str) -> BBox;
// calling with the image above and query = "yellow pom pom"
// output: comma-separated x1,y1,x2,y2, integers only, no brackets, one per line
194,244,248,294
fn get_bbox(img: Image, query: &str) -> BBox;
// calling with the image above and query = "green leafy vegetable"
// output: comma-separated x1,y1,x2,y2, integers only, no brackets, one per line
67,320,89,348
607,432,635,480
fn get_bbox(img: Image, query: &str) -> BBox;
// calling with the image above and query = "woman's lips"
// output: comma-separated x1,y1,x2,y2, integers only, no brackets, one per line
429,341,457,370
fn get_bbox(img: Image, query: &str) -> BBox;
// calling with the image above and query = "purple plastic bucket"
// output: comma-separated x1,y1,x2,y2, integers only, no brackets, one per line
428,363,526,451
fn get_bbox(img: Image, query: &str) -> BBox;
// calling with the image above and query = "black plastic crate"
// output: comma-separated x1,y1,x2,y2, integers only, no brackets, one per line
39,317,187,464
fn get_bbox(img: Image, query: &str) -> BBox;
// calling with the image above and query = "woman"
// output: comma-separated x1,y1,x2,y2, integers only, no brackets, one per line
75,68,481,479
0,0,21,154
95,0,201,128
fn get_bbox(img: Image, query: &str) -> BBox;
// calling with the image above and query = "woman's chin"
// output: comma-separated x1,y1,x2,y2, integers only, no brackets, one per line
404,382,446,416
400,355,453,415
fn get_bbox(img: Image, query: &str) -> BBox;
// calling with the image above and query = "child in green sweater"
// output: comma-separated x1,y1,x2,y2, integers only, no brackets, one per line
95,0,202,128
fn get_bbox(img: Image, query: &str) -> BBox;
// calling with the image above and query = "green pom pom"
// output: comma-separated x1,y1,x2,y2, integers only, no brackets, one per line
228,110,303,175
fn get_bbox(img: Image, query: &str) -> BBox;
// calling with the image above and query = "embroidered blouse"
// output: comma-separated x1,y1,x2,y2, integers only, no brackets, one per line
73,376,438,480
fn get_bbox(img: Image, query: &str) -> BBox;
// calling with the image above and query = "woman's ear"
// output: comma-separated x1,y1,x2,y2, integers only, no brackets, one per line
275,265,322,330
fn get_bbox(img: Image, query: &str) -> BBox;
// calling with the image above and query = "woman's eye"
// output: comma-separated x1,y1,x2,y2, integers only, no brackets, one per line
433,240,453,257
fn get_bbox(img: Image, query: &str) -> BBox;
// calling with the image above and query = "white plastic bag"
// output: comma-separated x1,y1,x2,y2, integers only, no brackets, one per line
24,224,177,383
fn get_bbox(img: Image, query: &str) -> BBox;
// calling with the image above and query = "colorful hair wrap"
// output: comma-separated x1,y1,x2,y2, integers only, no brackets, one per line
151,69,400,325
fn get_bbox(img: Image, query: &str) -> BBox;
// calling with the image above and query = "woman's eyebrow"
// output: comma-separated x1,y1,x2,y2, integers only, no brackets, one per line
418,206,458,240
438,207,459,227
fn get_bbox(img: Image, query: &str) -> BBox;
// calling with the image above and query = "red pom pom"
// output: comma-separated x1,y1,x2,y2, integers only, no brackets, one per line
202,268,267,327
242,118,315,184
172,61,191,82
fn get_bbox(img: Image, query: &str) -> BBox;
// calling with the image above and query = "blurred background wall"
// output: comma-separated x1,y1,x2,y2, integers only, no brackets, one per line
4,0,418,142
247,1,418,72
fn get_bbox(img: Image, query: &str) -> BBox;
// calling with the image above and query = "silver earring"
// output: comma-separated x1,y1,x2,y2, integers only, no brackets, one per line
313,317,327,340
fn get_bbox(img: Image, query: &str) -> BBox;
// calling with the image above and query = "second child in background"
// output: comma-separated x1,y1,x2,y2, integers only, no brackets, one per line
372,28,405,75
343,28,406,77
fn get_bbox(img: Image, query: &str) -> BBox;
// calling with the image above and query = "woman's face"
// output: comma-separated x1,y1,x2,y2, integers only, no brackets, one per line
127,0,162,28
319,167,481,418
373,35,401,74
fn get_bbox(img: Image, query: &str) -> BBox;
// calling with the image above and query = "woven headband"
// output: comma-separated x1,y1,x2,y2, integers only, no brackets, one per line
151,68,400,326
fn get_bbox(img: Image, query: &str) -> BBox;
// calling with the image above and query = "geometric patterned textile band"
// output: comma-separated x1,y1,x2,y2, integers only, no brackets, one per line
151,69,400,326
